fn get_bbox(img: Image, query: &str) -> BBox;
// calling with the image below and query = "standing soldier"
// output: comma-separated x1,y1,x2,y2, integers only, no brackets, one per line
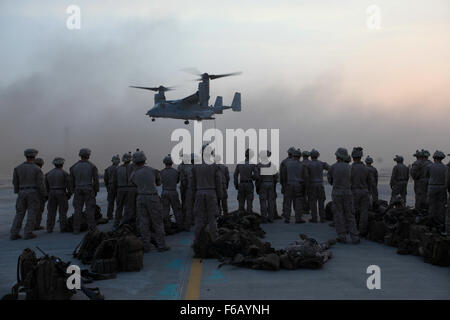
33,157,46,230
350,147,372,237
411,150,432,213
129,150,169,252
445,154,450,235
302,150,311,214
280,147,295,221
390,155,409,205
257,150,277,223
180,153,195,230
104,155,120,220
281,149,309,224
11,149,47,240
70,148,99,234
234,149,258,214
160,154,183,230
215,154,230,215
426,151,448,224
365,156,379,207
45,157,72,233
178,153,189,220
308,149,329,223
112,152,133,228
327,148,360,244
192,145,223,244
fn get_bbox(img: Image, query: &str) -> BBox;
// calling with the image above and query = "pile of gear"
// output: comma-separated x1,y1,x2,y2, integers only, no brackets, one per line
193,211,335,270
2,247,107,300
366,202,450,266
73,224,144,274
66,205,109,233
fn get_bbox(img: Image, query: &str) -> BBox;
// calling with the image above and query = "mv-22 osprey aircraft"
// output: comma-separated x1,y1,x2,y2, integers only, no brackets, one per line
130,70,241,124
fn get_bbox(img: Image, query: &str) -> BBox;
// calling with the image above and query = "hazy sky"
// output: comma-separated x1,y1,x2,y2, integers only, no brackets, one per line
1,0,449,175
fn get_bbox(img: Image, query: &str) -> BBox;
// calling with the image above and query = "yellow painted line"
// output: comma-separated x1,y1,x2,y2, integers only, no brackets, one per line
185,258,203,300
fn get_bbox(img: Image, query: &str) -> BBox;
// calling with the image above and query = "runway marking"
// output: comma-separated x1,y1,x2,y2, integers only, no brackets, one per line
185,258,202,300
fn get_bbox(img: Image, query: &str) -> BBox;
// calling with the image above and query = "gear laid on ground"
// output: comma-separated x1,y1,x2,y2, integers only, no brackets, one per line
65,205,109,233
193,211,336,270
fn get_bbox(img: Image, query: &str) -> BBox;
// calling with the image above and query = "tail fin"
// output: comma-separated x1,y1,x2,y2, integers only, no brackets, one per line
231,92,241,111
214,96,224,114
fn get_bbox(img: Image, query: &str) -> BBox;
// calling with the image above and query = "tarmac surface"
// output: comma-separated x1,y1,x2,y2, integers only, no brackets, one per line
0,180,449,300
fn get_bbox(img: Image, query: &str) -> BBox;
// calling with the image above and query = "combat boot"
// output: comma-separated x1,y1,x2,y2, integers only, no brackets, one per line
10,234,22,240
34,225,45,231
24,233,37,240
157,246,170,252
336,235,347,243
295,219,306,224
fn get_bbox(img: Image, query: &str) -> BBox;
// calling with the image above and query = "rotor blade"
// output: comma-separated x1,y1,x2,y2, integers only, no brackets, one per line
129,85,174,92
209,72,242,80
129,86,158,91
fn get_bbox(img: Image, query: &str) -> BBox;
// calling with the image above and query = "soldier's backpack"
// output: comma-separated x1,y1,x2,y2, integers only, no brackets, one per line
3,249,73,300
66,205,108,232
91,238,119,274
116,232,144,272
73,228,106,264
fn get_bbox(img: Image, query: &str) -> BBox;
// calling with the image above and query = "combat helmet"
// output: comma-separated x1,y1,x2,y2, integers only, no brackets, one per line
79,148,91,158
132,151,147,164
310,149,320,158
163,154,173,165
351,147,363,159
24,148,38,158
52,157,65,166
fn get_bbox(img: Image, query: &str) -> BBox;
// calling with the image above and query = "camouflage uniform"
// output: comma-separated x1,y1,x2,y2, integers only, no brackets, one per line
45,160,72,232
34,158,46,230
70,149,99,233
192,162,223,242
160,167,182,228
280,153,294,219
390,157,409,204
104,156,119,219
180,162,194,230
411,151,432,212
112,157,135,227
234,160,258,213
217,163,230,215
257,162,277,222
11,150,47,239
365,160,379,204
281,152,308,223
130,158,167,251
351,161,372,234
308,158,329,222
327,150,359,242
426,153,448,224
301,153,311,214
446,161,450,234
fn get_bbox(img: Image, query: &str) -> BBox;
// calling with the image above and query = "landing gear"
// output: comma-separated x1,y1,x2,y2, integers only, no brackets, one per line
151,118,155,122
184,120,189,125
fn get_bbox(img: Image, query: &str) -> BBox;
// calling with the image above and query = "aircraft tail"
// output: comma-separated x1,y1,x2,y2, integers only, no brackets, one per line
231,92,241,111
214,96,223,114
